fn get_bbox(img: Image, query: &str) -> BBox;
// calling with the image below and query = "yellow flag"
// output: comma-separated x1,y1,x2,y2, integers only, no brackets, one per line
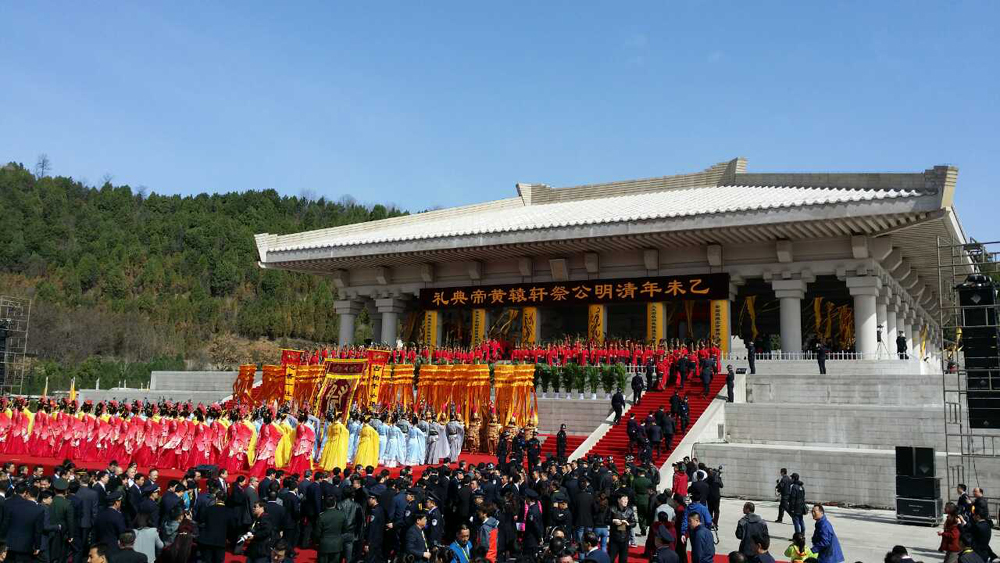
69,378,77,402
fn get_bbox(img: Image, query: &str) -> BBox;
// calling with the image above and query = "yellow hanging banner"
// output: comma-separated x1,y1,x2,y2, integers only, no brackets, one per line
471,308,487,346
423,310,439,350
745,296,758,341
813,297,823,335
710,300,730,355
646,302,665,346
521,307,538,345
588,304,606,344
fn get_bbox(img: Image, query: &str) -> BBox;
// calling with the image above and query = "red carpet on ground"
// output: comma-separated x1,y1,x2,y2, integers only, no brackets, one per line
584,376,727,463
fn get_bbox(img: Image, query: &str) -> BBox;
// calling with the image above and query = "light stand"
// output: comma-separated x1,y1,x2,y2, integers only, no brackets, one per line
876,324,889,359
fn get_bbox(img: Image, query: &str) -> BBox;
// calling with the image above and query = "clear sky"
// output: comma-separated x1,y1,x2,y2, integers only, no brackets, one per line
2,2,997,238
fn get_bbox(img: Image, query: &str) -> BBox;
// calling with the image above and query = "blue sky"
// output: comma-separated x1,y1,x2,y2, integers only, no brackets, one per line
2,2,997,238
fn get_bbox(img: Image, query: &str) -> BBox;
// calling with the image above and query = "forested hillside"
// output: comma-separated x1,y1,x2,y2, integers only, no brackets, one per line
0,161,403,393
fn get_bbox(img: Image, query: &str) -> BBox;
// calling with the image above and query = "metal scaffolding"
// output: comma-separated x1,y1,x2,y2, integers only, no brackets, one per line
0,295,31,395
937,236,1000,518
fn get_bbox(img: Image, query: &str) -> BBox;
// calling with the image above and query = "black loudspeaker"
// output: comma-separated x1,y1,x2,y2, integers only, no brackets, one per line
896,446,915,476
914,447,936,478
896,497,942,521
958,276,1000,429
896,476,940,499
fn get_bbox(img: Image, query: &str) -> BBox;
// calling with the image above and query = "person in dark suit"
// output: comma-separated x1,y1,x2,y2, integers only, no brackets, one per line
243,502,274,563
630,372,645,405
626,414,641,455
93,473,110,509
93,491,128,556
364,492,386,563
611,389,626,425
743,335,756,374
646,418,663,458
303,473,323,546
316,497,346,563
896,331,908,360
582,530,611,563
726,365,736,403
0,483,45,563
556,424,568,462
113,530,149,563
159,482,183,530
573,481,595,546
75,475,100,553
815,341,828,375
404,512,431,561
277,478,300,551
262,490,288,543
197,491,230,563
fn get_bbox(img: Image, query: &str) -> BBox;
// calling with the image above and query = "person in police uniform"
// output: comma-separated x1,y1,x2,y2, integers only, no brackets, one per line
424,493,445,547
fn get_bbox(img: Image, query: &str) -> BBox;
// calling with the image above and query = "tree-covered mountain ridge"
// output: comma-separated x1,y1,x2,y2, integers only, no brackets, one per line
0,161,404,393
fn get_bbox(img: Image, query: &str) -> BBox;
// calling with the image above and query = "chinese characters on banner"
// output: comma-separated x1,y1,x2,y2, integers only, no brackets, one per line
521,307,537,345
710,299,730,354
419,273,729,309
314,359,366,420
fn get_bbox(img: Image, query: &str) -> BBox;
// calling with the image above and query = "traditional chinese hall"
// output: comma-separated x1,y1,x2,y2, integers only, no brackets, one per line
253,157,957,358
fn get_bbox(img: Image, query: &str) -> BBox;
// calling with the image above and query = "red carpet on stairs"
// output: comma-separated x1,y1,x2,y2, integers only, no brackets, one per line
584,376,727,463
537,433,587,460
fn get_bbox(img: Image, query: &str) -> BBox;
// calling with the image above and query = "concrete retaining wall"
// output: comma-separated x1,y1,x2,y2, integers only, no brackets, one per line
724,403,946,451
537,396,614,436
747,373,941,406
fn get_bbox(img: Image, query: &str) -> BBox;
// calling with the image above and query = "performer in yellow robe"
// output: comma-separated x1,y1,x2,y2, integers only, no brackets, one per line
318,413,349,471
273,412,296,468
352,418,379,468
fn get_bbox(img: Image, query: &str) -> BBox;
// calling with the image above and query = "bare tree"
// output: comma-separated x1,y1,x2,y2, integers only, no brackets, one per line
34,154,51,178
101,173,114,186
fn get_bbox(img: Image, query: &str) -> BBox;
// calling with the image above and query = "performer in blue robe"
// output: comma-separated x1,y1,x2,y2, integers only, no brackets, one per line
405,416,427,465
346,416,362,462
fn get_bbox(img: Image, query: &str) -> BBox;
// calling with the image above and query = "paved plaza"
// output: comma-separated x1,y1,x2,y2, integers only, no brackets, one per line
639,498,945,563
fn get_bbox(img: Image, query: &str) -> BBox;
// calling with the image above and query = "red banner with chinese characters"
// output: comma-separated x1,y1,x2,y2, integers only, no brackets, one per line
418,273,729,309
314,359,367,420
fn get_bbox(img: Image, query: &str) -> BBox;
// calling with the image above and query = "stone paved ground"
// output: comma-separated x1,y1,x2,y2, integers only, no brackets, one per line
639,498,946,563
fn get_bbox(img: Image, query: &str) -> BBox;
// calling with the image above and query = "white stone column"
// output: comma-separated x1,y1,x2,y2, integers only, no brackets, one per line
904,311,917,358
876,296,889,358
376,297,408,346
772,279,808,356
369,309,383,345
885,302,898,356
847,276,882,358
335,299,363,346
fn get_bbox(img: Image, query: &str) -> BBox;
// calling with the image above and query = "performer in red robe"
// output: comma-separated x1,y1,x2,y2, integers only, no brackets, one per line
185,407,213,469
7,398,30,456
221,407,256,474
249,407,283,478
107,404,132,466
0,397,12,454
133,404,161,468
158,405,183,470
286,409,316,476
28,401,52,458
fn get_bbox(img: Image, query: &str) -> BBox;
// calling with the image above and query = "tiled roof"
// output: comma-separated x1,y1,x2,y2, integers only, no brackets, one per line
265,185,925,253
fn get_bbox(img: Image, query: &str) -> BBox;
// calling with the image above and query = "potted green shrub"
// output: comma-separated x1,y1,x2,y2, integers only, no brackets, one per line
613,363,629,396
538,364,551,398
562,363,577,399
586,366,600,399
600,365,615,398
551,365,562,398
574,366,587,399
